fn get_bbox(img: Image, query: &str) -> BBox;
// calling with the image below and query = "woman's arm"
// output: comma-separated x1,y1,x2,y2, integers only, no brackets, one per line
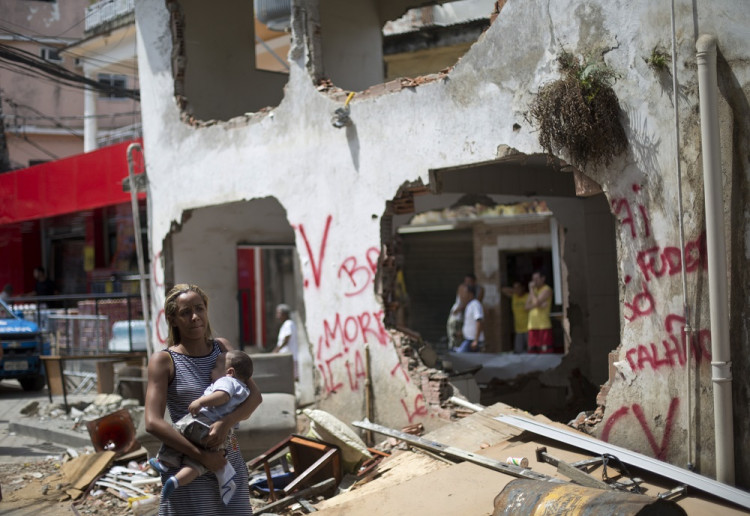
144,351,226,472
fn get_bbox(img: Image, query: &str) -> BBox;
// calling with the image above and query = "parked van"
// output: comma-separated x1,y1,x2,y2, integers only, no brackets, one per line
0,298,49,391
108,320,147,352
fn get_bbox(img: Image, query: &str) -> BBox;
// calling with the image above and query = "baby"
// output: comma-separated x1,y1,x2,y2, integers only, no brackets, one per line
149,350,254,504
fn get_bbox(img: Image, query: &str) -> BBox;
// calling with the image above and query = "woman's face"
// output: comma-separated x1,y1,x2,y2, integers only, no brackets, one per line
170,290,208,343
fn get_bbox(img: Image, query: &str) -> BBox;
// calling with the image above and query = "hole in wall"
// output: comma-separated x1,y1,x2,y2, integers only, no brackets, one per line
168,0,289,122
319,0,495,92
379,154,620,421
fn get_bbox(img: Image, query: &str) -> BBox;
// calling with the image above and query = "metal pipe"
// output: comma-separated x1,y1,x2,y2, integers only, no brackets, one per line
669,0,694,469
126,143,154,359
695,34,734,485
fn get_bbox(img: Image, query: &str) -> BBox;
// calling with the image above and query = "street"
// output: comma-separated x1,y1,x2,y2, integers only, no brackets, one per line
0,380,69,463
0,380,80,515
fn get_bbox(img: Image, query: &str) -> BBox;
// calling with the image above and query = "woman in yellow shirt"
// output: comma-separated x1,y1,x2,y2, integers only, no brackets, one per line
525,272,554,353
501,281,529,353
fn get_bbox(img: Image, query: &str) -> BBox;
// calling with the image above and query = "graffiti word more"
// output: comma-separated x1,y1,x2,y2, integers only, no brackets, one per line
316,310,387,394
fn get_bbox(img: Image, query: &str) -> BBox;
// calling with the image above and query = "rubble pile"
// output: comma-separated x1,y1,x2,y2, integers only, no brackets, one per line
19,393,144,437
390,331,462,421
0,448,160,515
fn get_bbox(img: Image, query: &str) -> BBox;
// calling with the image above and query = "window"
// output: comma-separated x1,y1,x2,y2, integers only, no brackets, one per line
40,47,62,63
97,73,128,99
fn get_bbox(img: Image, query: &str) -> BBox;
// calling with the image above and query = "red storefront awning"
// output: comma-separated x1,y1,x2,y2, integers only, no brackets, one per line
0,139,145,225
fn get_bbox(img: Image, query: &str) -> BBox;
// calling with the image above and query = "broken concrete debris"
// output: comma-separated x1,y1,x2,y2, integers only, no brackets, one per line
7,395,749,515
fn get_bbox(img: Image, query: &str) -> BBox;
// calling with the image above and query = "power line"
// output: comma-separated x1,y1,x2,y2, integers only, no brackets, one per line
0,42,140,100
3,97,83,139
10,132,60,160
0,24,139,73
0,62,93,97
3,110,141,121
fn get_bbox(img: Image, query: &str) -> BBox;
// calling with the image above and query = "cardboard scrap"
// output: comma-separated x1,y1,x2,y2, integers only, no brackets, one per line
60,451,117,499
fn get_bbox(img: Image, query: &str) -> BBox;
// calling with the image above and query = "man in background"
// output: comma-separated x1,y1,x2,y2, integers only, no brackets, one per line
274,304,298,379
455,284,484,353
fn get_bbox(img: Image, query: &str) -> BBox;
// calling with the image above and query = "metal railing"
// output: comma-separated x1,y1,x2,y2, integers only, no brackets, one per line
85,0,135,33
6,292,144,356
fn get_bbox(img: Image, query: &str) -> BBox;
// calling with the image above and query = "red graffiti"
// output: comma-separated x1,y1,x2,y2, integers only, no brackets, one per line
391,361,410,383
612,186,651,239
317,353,345,394
624,313,711,373
345,349,367,391
316,310,388,361
297,214,333,289
156,308,167,344
315,310,388,395
623,282,655,322
636,233,707,282
602,398,679,461
612,198,637,238
338,246,380,297
152,250,164,287
400,393,428,424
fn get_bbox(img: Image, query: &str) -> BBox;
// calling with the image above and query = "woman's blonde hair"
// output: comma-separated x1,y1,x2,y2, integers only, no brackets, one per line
164,283,213,346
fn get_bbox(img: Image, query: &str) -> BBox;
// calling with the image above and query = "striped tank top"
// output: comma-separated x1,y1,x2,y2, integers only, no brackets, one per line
158,341,252,515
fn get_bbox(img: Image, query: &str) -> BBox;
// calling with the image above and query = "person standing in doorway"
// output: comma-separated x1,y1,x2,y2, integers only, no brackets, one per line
501,281,529,353
274,304,298,379
456,284,484,352
28,267,58,296
1,284,13,302
525,272,554,353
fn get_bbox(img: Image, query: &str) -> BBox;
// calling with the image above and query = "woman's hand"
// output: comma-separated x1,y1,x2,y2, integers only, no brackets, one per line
199,448,228,472
204,419,231,449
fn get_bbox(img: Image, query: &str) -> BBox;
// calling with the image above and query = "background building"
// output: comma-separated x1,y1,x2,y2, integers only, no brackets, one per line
0,0,144,295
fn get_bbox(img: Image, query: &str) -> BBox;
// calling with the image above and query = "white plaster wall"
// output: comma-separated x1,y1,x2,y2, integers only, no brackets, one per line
135,0,750,478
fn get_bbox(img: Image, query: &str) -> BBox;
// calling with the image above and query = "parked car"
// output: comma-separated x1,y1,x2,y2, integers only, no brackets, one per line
0,298,49,391
108,320,147,352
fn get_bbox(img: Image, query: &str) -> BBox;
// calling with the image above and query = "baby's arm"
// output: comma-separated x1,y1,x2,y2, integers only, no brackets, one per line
203,377,262,449
188,389,231,416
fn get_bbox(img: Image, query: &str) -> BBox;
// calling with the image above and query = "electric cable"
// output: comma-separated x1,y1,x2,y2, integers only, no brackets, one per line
0,42,139,100
0,26,139,74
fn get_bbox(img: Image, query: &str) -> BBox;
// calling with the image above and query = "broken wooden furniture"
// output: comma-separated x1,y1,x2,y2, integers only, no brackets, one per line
41,352,146,411
247,434,342,504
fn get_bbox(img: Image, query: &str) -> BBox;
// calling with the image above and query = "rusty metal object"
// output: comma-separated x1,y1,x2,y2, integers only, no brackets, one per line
492,479,687,516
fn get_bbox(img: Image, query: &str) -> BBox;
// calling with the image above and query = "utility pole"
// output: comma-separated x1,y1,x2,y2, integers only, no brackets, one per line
0,92,11,173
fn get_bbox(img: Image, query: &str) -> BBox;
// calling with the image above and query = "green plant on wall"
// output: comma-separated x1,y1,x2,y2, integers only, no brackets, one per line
527,51,628,169
644,46,671,72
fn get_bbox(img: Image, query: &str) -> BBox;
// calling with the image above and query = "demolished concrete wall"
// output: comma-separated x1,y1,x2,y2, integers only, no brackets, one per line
135,0,750,485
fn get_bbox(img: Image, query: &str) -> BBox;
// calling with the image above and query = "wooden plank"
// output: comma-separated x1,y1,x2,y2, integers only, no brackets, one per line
44,357,64,395
96,361,115,393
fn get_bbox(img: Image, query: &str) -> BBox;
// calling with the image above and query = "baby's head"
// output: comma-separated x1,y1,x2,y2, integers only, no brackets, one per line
212,350,253,385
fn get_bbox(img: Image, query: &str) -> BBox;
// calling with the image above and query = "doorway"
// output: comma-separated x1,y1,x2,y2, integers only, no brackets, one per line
237,245,296,351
